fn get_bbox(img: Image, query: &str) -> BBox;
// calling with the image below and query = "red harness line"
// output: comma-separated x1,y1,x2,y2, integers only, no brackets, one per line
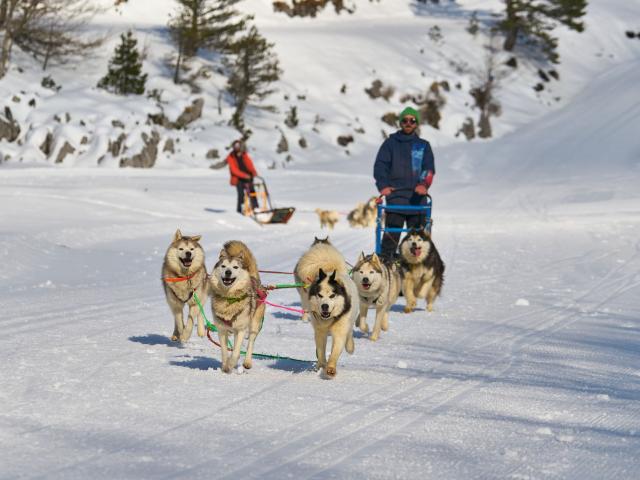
259,298,306,315
164,273,197,283
206,329,222,347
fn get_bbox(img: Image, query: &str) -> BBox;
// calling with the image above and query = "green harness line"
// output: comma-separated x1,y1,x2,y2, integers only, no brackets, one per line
192,286,312,363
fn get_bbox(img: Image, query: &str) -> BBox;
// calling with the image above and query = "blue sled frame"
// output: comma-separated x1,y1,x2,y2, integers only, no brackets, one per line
375,196,433,255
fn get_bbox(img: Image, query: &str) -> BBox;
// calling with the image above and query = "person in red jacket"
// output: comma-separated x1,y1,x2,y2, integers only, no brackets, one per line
227,140,259,214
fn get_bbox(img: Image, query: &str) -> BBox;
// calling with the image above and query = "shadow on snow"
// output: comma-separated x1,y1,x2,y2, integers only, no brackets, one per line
128,333,185,348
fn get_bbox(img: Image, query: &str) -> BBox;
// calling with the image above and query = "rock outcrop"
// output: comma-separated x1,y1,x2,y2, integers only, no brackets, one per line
120,131,160,168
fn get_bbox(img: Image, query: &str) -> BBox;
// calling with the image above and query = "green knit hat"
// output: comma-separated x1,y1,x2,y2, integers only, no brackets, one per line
399,106,420,124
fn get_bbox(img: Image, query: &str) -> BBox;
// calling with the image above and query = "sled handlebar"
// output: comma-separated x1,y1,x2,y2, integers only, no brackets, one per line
376,188,432,204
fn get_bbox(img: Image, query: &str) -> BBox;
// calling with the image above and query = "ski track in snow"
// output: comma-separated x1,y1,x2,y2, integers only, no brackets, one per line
211,246,640,480
1,167,639,479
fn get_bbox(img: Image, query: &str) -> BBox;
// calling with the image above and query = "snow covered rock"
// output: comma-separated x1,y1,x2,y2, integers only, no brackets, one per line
55,141,76,164
120,131,160,168
173,98,204,129
39,131,54,156
148,98,204,130
108,133,127,158
0,107,20,142
163,138,175,154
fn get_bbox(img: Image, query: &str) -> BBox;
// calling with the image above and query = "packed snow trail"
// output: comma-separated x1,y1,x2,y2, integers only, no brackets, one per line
0,168,639,479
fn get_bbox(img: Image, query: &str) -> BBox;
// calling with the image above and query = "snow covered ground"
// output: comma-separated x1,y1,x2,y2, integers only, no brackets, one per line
2,0,640,478
2,71,640,476
1,160,639,479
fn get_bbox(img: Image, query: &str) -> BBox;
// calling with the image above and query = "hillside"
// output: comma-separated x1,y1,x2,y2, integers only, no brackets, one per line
1,0,638,172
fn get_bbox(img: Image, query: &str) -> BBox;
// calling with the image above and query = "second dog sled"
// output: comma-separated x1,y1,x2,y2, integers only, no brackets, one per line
242,176,296,225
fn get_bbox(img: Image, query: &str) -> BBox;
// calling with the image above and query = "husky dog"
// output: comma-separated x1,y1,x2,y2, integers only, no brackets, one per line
347,196,378,228
351,252,401,341
162,229,208,342
307,268,358,377
294,236,348,322
315,208,340,230
398,229,445,313
209,241,266,373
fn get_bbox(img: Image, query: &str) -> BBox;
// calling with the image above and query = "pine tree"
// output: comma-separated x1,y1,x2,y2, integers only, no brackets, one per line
168,0,250,83
499,0,588,63
224,26,281,134
97,30,147,95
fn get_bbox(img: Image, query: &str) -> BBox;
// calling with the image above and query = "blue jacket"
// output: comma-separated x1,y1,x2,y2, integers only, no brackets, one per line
373,131,435,199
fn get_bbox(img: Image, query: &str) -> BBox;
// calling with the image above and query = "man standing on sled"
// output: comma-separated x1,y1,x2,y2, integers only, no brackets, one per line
373,106,435,260
226,140,259,214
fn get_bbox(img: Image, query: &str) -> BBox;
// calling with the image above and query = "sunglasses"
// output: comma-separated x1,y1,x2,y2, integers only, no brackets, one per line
401,117,417,125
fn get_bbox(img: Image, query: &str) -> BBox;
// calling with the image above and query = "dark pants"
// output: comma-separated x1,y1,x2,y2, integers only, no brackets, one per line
236,180,258,213
381,194,428,260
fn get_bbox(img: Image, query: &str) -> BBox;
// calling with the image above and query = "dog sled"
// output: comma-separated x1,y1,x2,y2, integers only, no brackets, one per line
242,176,296,225
375,194,433,255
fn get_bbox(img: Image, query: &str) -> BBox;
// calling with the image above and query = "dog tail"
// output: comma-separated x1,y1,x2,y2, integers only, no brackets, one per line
222,240,260,282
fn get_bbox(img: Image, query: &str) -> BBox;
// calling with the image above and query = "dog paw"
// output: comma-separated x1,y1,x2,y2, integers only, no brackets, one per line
359,323,369,333
197,328,206,338
403,306,414,314
242,360,252,370
381,323,388,331
314,363,326,372
427,304,434,312
222,364,232,374
369,333,379,342
170,334,179,342
325,366,337,377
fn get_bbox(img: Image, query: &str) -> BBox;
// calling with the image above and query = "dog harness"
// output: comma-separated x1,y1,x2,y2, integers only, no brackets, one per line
214,314,235,328
164,270,204,303
164,272,197,283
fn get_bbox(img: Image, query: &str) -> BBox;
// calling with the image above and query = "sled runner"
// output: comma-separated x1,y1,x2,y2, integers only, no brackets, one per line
375,194,432,255
243,176,296,225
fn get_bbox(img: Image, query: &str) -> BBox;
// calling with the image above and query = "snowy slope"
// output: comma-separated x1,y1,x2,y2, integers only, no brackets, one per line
1,0,639,169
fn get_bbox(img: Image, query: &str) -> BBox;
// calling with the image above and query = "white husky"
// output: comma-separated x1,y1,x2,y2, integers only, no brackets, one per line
162,230,208,342
209,241,265,373
351,252,401,341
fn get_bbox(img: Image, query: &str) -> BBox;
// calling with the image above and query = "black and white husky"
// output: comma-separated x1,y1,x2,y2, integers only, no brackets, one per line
351,252,401,341
398,229,445,313
307,268,358,378
294,236,348,322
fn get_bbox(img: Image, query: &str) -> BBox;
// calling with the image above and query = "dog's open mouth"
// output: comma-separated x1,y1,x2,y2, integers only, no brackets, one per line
361,282,371,290
180,258,193,267
320,311,331,319
222,277,236,286
410,246,422,257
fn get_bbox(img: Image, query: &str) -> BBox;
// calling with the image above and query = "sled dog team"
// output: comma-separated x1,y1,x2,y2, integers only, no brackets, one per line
162,229,444,377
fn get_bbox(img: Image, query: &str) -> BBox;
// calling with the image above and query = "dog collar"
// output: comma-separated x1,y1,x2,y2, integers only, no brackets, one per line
164,273,197,283
223,293,249,304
